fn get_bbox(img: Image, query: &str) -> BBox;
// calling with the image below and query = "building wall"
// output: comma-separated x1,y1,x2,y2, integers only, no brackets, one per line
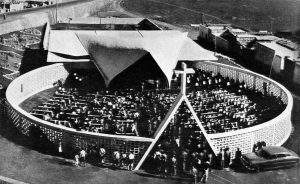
9,3,25,12
198,25,230,52
198,24,211,41
293,62,300,86
255,42,275,66
0,0,113,36
272,55,283,74
215,35,229,52
283,57,295,83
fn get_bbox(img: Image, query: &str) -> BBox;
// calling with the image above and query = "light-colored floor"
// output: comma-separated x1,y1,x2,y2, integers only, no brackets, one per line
19,87,57,112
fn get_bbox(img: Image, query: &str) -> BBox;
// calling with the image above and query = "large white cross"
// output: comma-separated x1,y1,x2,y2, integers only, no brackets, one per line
174,62,195,95
134,62,217,170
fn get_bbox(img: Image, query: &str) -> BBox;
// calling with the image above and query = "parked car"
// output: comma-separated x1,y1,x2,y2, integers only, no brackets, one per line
241,146,299,171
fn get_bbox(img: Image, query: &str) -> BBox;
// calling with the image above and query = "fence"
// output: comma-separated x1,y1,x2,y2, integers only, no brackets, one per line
5,63,152,166
5,61,293,165
194,61,293,155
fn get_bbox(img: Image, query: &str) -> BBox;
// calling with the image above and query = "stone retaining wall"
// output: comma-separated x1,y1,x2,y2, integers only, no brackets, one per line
0,0,113,36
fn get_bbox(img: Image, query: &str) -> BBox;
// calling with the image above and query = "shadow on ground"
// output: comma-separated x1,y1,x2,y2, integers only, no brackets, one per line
0,111,60,157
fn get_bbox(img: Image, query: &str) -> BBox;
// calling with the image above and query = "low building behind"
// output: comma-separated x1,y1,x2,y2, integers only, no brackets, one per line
195,23,230,52
0,0,26,13
193,23,300,92
194,24,256,56
254,39,299,74
55,17,162,31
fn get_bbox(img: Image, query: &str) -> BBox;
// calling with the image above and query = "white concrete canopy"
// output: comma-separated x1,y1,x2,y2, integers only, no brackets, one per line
46,30,217,86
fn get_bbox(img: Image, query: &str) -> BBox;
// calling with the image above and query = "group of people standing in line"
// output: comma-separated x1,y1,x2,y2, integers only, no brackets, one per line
71,146,136,171
146,143,241,183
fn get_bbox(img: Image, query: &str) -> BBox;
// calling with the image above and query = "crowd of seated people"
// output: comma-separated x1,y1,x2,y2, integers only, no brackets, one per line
27,67,288,176
30,68,285,138
185,69,286,134
30,80,177,137
140,69,285,178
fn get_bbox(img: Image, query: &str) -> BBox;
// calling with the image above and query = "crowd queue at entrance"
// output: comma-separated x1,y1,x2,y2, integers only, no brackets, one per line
25,67,284,182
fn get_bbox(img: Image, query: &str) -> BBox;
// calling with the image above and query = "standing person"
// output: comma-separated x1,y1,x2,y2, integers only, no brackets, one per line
233,148,242,168
121,153,128,169
194,158,203,184
128,152,135,170
252,143,258,152
207,153,213,171
224,147,231,170
200,161,210,183
190,152,198,173
99,147,106,165
80,149,87,166
153,150,162,173
74,154,80,167
235,148,242,161
58,142,63,156
162,152,169,177
155,80,159,90
192,162,199,184
141,82,145,91
218,148,225,170
113,150,121,167
257,142,263,151
182,149,188,173
199,151,205,164
132,122,139,136
171,154,177,176
175,137,180,148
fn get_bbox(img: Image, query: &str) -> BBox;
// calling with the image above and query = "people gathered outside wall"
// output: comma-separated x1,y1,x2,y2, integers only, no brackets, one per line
27,67,285,177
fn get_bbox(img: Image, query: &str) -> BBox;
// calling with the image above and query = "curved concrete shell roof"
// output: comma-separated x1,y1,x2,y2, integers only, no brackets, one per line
47,30,217,86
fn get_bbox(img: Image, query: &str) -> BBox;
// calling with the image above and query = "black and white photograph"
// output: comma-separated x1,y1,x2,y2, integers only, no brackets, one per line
0,0,299,183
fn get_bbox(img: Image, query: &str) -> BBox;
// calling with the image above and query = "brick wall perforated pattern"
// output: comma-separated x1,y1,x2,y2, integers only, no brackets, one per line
41,127,63,143
220,67,237,81
253,125,274,145
211,131,254,156
269,83,281,97
255,77,265,93
5,62,293,163
238,72,254,89
274,120,291,145
199,63,219,74
196,62,292,156
281,92,288,105
64,133,150,166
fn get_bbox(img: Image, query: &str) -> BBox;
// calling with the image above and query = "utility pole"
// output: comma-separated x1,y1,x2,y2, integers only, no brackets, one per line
214,35,217,55
98,11,101,25
268,16,275,33
56,0,58,23
200,13,204,25
270,19,274,33
68,17,72,29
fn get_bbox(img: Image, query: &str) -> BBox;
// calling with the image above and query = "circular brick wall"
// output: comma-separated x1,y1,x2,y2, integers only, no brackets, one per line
5,62,293,159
